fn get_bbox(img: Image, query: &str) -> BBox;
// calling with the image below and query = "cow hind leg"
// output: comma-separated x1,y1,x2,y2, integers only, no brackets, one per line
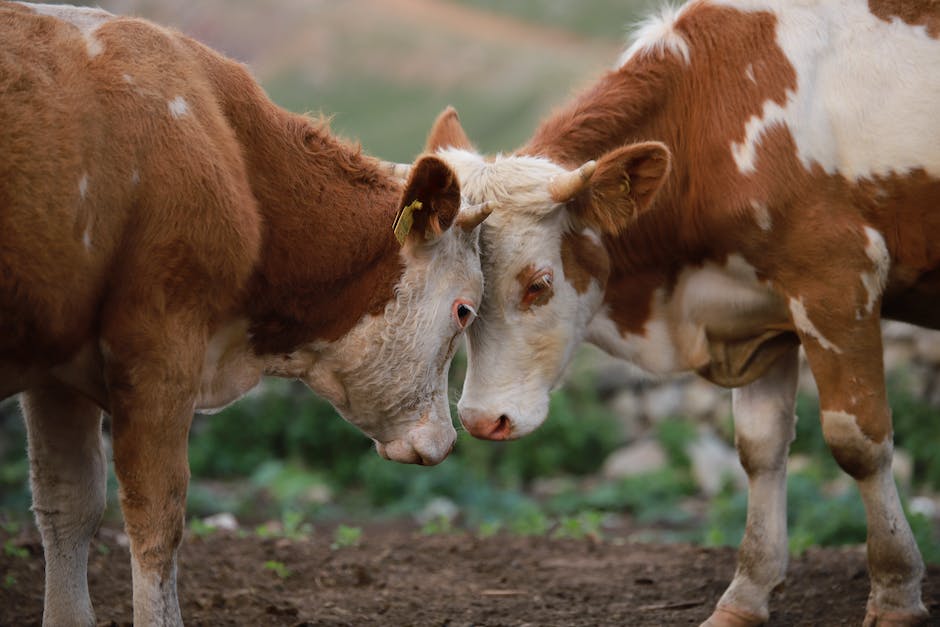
701,348,799,627
22,379,106,627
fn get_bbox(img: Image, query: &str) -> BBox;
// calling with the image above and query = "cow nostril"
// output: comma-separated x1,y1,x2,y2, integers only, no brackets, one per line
491,415,512,440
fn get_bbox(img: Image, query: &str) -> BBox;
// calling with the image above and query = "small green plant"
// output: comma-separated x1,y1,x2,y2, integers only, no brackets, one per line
255,510,312,541
3,539,27,559
331,524,362,549
3,573,15,588
263,560,291,579
508,508,551,537
188,518,216,538
0,520,19,535
95,542,110,556
476,520,502,539
552,511,604,541
421,515,455,536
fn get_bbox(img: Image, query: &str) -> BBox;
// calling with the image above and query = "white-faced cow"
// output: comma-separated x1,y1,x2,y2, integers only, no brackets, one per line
1,2,491,625
419,1,939,625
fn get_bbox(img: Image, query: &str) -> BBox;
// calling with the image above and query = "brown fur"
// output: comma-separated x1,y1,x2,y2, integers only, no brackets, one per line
869,0,940,37
1,3,464,622
560,232,610,294
425,106,475,152
508,2,938,622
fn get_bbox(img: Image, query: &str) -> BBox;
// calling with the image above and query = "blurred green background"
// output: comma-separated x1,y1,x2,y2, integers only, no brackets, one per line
2,0,939,561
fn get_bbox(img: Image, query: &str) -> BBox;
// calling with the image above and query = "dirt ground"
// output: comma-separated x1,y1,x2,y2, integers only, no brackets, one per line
2,522,939,626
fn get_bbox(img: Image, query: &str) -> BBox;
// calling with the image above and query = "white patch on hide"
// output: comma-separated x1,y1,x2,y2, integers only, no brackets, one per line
789,296,842,353
168,96,189,119
618,4,692,66
20,2,112,58
858,225,890,319
712,0,940,180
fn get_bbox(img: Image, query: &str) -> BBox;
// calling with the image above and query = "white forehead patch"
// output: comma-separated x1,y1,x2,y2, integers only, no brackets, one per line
168,96,190,119
618,3,692,67
711,0,940,180
437,148,564,215
19,2,112,58
83,225,92,251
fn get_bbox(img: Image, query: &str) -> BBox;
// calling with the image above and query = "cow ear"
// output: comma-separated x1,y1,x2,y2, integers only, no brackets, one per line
575,142,671,234
393,155,461,246
425,106,474,152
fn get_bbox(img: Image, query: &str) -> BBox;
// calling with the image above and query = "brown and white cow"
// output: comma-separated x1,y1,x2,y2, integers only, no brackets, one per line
419,1,939,625
1,2,491,625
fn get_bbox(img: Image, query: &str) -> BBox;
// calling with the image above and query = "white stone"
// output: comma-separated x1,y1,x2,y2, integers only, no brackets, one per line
415,496,459,525
602,439,668,480
686,427,746,496
643,384,684,421
202,512,238,531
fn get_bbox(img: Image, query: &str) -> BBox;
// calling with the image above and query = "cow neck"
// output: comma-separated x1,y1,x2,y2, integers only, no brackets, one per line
192,42,404,355
522,4,797,336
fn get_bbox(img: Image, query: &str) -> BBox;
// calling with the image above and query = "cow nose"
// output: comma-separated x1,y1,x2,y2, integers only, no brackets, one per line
459,408,513,441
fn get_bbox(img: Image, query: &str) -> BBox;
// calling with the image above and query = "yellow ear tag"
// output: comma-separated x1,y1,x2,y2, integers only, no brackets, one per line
393,199,423,245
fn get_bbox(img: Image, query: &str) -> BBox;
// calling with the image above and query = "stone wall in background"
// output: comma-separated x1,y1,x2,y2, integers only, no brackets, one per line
588,322,940,504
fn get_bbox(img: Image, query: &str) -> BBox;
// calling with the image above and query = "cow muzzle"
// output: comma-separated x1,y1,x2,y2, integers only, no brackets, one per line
457,406,515,441
374,419,456,466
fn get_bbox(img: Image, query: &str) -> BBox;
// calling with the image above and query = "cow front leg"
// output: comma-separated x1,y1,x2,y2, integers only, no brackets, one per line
702,348,799,627
795,303,926,625
104,320,205,627
22,378,106,627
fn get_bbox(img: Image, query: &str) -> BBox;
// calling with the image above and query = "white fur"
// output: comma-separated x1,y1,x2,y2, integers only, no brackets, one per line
443,149,603,437
618,3,693,67
20,3,111,58
718,350,798,620
744,63,756,84
589,255,785,375
820,409,926,616
711,0,940,180
731,97,791,174
82,226,92,250
192,215,483,464
78,173,88,200
859,225,890,319
130,552,182,626
167,96,189,119
750,199,773,231
788,296,841,353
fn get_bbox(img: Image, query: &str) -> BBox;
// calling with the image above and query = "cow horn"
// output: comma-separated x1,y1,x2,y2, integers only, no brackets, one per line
548,160,597,202
380,160,411,180
456,201,495,232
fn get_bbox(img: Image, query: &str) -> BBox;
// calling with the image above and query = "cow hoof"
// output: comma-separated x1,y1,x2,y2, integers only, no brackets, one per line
862,608,928,626
700,605,766,627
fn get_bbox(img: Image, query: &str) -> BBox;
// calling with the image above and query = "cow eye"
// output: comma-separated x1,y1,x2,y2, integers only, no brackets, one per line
522,269,554,309
452,300,477,330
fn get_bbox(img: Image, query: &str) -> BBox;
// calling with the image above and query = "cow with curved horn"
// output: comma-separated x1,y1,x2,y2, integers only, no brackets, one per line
1,2,491,625
424,0,940,624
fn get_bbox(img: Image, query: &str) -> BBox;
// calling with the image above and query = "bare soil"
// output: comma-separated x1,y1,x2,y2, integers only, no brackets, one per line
2,522,939,626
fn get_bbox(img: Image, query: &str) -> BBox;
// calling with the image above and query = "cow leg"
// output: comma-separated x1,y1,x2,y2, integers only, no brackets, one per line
22,378,106,627
104,315,206,627
795,303,927,626
701,348,799,627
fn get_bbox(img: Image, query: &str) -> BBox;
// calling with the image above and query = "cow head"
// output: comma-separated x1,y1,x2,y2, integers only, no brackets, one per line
294,155,490,465
424,108,670,440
